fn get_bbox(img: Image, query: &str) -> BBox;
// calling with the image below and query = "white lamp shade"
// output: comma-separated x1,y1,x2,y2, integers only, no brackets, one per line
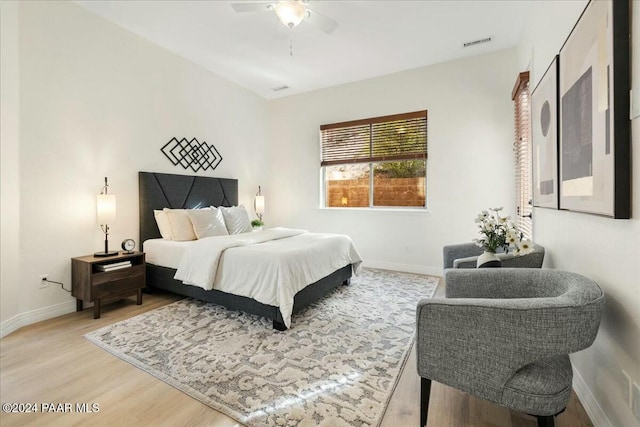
255,195,265,215
96,194,116,224
275,1,306,28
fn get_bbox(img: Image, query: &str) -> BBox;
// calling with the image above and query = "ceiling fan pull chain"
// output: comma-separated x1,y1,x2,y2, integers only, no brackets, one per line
290,38,294,57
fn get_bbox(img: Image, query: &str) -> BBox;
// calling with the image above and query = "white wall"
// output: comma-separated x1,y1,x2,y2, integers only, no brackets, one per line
0,1,269,335
267,49,519,274
518,2,640,426
1,1,22,329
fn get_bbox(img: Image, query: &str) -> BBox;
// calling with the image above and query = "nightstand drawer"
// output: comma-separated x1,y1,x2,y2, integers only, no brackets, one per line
93,265,145,285
93,273,144,299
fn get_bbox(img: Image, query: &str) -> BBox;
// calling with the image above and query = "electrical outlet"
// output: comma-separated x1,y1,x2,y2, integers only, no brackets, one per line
620,370,632,403
632,382,640,423
39,274,49,289
632,88,640,120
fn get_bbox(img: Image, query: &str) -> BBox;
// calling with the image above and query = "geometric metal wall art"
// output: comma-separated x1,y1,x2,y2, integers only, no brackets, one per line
161,137,223,172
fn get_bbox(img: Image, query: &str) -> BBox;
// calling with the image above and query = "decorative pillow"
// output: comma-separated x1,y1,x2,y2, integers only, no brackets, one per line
220,206,253,235
187,208,228,239
153,210,173,240
163,208,197,241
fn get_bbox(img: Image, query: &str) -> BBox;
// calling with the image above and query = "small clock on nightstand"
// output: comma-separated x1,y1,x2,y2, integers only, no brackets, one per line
121,238,135,254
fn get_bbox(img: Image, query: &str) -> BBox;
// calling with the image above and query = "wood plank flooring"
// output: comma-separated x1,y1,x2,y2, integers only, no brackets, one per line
1,283,594,427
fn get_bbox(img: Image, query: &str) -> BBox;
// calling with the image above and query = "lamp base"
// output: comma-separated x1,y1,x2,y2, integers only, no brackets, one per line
94,250,119,257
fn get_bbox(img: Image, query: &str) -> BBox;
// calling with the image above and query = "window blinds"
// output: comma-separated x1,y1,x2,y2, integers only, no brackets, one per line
320,111,427,166
512,71,533,240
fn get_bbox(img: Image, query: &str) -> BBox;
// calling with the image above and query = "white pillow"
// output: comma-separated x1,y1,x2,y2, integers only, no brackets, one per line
187,208,228,239
154,210,173,240
220,206,253,235
163,208,197,241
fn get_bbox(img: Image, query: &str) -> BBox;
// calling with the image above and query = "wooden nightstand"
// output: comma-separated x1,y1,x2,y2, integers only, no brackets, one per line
71,252,146,319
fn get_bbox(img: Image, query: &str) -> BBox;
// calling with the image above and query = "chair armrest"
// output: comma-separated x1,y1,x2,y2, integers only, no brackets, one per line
452,256,478,269
443,243,483,269
501,244,545,268
415,294,603,402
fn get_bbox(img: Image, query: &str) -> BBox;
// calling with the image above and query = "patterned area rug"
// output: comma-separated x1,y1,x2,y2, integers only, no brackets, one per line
85,268,438,427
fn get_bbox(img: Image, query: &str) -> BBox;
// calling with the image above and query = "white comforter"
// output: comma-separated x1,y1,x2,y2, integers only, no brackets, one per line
174,227,362,327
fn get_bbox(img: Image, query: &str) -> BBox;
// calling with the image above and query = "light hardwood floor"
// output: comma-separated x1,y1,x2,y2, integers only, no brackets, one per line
1,284,593,427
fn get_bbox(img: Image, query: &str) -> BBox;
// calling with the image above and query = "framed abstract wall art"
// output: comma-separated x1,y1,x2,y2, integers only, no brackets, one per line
558,0,630,218
531,56,559,209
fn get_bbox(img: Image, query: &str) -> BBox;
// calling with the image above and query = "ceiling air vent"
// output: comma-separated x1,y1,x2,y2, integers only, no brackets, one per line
272,85,289,92
463,37,492,48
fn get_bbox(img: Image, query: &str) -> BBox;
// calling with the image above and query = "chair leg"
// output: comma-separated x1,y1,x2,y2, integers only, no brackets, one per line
536,415,554,427
420,378,432,427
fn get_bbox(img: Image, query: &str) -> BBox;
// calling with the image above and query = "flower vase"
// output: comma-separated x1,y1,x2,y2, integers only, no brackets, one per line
477,251,501,268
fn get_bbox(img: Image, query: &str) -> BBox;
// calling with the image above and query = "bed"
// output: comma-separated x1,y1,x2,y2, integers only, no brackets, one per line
139,171,360,330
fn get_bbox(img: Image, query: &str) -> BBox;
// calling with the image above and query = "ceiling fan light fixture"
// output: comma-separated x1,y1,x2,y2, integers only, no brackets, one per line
275,1,307,28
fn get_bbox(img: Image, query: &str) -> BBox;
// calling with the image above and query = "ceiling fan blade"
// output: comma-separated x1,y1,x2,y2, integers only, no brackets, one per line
231,2,274,13
304,8,339,34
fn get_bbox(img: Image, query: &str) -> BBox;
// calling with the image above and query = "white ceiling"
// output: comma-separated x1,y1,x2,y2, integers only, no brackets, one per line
75,1,533,99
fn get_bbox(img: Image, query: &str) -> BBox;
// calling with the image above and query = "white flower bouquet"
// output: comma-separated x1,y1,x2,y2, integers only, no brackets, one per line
473,207,533,255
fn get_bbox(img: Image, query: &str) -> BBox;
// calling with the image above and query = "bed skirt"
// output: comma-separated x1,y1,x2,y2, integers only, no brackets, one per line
146,263,353,330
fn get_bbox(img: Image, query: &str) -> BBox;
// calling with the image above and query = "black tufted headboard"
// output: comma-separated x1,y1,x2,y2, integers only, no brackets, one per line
138,171,238,245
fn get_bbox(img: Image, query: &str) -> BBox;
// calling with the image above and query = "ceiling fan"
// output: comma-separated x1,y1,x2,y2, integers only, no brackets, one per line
231,1,339,34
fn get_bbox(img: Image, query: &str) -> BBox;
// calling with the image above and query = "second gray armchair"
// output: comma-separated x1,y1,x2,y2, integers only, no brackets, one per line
443,242,545,269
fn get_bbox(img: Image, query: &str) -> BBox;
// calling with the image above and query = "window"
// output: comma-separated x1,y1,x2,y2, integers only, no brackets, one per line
512,71,533,240
320,111,427,208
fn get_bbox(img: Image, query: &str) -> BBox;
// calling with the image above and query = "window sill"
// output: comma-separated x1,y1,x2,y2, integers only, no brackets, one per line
318,207,431,215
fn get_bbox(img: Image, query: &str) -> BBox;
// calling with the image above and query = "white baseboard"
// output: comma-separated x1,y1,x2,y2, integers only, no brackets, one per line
362,260,442,277
573,366,612,427
1,300,76,338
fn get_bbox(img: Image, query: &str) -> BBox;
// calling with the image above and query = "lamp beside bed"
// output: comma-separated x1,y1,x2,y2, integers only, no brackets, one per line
95,177,118,257
254,185,265,222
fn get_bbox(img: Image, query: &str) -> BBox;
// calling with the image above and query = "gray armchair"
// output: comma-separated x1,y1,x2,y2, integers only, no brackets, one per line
416,268,604,427
443,242,545,269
